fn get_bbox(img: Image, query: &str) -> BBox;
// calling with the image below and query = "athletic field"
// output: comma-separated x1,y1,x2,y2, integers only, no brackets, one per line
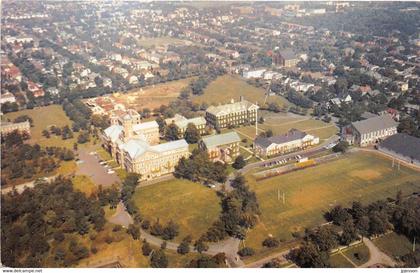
244,151,420,255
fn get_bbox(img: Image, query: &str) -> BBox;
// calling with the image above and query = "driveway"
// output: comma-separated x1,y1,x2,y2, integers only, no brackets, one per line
359,237,397,268
76,149,120,186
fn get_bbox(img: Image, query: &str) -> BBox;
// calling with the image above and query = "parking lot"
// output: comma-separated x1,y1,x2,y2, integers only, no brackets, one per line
76,149,120,186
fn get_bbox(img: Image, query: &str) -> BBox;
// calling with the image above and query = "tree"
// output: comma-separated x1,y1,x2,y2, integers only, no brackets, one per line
333,141,349,153
127,224,140,240
290,241,330,268
141,240,152,256
150,220,164,236
165,123,179,141
194,239,209,253
77,131,90,144
162,220,179,240
150,249,168,268
232,155,246,169
184,123,200,144
177,237,191,255
238,247,255,257
262,237,280,248
340,220,359,245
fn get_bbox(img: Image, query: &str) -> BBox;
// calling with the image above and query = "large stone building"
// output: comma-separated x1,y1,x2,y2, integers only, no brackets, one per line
102,114,188,180
341,115,398,147
273,49,299,68
199,132,241,163
165,114,207,136
205,97,259,129
254,129,319,157
1,120,31,136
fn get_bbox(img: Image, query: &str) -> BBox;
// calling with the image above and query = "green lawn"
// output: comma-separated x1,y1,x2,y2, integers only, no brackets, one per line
341,243,370,266
329,253,355,268
374,232,417,260
192,74,290,108
244,151,420,256
72,175,97,197
4,105,78,149
133,179,221,242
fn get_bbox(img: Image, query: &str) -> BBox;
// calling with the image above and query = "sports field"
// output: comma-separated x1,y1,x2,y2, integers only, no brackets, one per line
112,78,192,111
244,151,420,255
3,105,77,149
192,75,290,108
133,179,221,242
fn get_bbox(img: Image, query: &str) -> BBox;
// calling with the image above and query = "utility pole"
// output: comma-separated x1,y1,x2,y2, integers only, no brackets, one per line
283,192,285,205
255,102,258,136
413,237,416,252
278,188,280,201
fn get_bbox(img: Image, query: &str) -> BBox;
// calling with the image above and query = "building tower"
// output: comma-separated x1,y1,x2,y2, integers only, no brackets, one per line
122,114,133,141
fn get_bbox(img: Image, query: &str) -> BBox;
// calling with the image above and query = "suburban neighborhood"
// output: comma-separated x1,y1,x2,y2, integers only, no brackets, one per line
1,1,419,271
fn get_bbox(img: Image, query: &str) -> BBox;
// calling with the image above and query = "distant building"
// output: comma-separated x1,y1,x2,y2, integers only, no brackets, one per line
164,114,207,136
378,133,420,166
242,68,266,79
1,120,30,136
254,129,319,157
0,92,16,104
341,115,398,147
273,49,299,68
205,97,259,129
102,114,187,180
199,131,241,163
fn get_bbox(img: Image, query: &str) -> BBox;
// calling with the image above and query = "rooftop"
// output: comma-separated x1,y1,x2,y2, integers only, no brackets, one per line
201,131,241,148
379,133,420,162
254,129,309,148
206,98,258,116
352,115,397,135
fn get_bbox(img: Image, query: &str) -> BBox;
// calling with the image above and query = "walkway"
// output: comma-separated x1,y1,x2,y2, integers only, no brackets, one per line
359,237,396,268
108,202,133,228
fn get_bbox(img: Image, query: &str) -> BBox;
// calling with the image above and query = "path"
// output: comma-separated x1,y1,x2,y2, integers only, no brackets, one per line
1,174,58,195
243,248,293,268
108,202,133,228
359,237,396,268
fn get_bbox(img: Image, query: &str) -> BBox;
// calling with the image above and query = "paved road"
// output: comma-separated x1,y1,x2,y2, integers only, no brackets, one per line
359,237,397,268
108,201,133,228
77,149,120,186
1,174,58,195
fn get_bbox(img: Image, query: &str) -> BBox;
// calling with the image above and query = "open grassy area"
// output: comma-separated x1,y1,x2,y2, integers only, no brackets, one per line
192,75,290,108
133,179,221,242
3,105,78,149
111,78,193,111
72,175,98,197
329,253,355,268
374,232,417,260
244,151,420,256
341,242,370,266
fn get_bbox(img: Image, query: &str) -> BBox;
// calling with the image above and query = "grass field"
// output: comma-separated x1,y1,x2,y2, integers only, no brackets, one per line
341,243,370,266
374,232,417,260
112,78,192,111
192,75,291,108
232,113,337,143
244,151,420,255
3,105,78,149
133,179,221,242
329,253,355,268
72,175,98,197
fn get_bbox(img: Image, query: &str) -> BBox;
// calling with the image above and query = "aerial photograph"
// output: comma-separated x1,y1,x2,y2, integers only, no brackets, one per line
0,1,419,272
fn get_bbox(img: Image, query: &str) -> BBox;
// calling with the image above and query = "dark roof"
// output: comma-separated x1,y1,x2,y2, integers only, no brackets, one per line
280,49,296,60
352,115,397,135
255,129,307,148
379,133,420,162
